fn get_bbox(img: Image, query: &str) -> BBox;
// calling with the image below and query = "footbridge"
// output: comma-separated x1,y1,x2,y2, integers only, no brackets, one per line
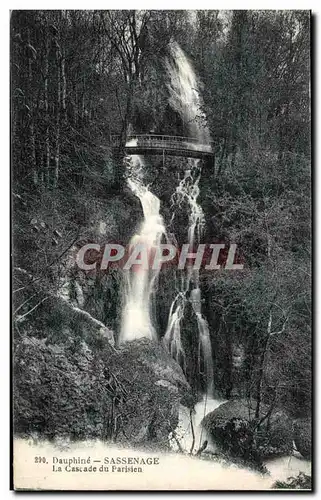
111,134,214,159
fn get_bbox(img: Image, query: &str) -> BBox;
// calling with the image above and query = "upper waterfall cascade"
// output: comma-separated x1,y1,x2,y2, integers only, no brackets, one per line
120,42,214,396
165,41,211,144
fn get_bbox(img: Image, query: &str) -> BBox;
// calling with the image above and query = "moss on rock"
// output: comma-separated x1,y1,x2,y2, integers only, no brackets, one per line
14,334,191,450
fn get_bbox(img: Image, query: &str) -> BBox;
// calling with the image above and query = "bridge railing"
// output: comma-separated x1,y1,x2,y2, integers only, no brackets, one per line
110,134,213,153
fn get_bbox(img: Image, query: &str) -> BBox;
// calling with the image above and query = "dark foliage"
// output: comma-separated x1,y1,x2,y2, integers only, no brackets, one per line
273,472,312,490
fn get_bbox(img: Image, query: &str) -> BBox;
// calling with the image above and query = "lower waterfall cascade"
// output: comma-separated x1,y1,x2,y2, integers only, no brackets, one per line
120,155,166,344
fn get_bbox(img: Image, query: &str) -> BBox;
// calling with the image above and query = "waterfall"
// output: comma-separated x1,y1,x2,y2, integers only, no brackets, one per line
163,42,214,396
120,41,214,397
120,155,166,344
165,41,211,144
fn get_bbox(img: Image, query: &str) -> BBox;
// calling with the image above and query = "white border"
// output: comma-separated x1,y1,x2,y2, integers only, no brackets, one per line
1,3,319,499
1,1,320,8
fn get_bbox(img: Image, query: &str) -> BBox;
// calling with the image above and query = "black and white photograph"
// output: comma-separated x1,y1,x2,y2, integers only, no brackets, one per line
10,9,312,491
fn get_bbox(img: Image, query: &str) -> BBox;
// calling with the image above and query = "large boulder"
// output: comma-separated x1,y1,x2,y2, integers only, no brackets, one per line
109,338,193,447
294,418,311,459
202,399,293,461
117,338,190,395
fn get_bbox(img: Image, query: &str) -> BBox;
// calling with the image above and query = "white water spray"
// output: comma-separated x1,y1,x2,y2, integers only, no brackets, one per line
120,155,165,343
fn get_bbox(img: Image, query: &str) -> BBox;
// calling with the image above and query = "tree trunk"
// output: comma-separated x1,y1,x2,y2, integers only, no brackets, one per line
61,47,67,122
44,31,50,187
27,28,37,185
54,34,61,188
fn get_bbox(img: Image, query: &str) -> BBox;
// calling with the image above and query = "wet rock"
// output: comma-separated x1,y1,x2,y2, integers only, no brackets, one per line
119,338,190,395
202,399,293,460
294,418,311,459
